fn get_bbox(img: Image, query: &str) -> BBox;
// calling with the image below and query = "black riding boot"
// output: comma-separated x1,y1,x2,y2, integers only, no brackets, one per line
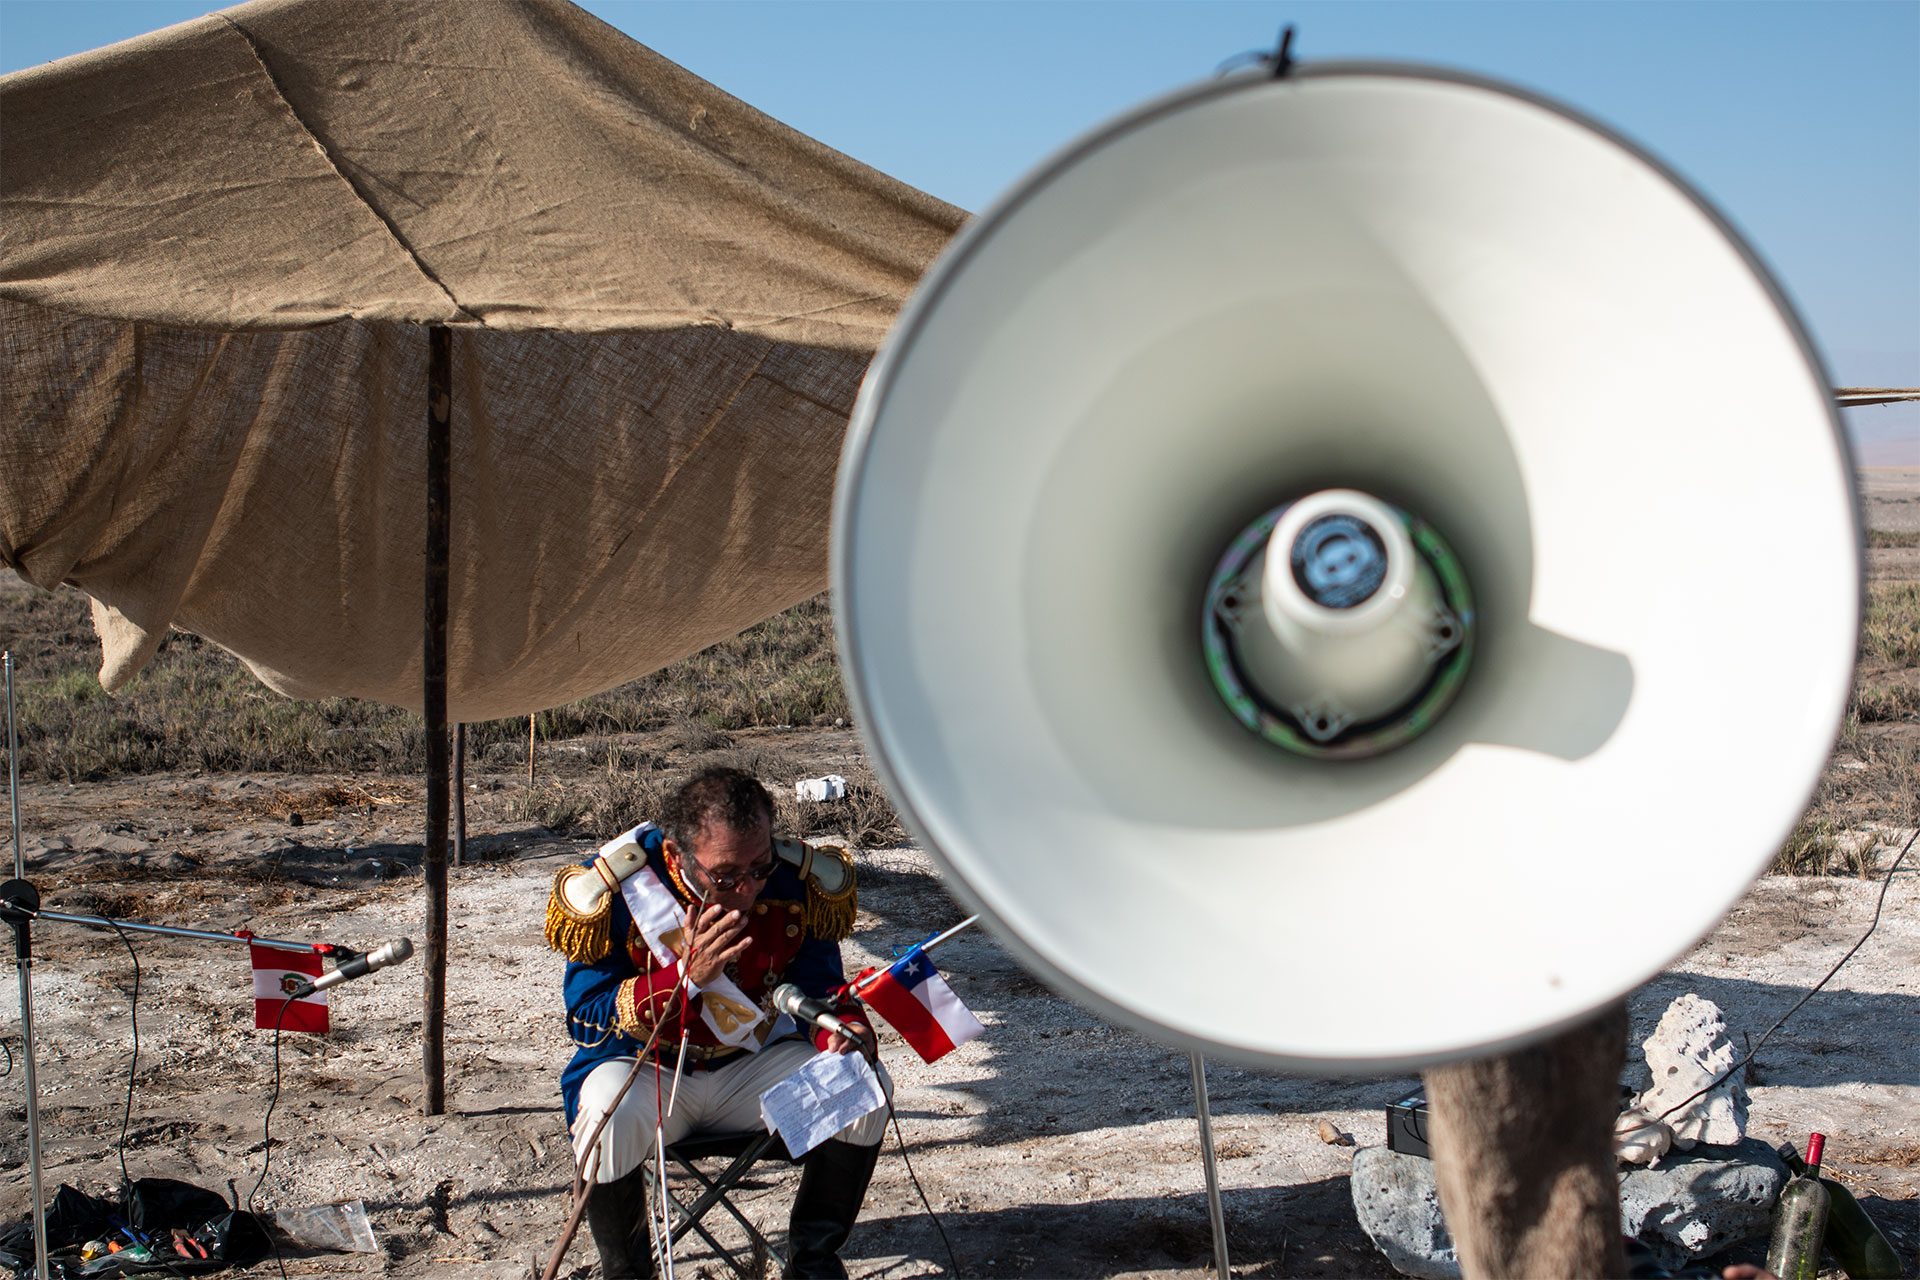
784,1137,881,1279
584,1165,653,1279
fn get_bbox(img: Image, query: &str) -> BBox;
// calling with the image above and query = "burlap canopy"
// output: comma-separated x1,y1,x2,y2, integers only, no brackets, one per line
1,0,963,719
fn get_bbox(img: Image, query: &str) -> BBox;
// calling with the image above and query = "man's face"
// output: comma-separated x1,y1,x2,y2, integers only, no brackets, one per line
668,812,775,914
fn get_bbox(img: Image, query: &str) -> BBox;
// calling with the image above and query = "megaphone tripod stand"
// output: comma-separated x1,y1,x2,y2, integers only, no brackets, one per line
1190,1053,1230,1280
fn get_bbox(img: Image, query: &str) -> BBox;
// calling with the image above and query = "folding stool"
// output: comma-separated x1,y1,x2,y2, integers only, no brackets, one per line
649,1130,797,1278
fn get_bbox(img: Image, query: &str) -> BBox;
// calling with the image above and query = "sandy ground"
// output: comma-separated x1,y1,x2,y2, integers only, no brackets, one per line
1,469,1914,1278
0,766,1915,1280
1863,468,1920,581
1859,468,1920,529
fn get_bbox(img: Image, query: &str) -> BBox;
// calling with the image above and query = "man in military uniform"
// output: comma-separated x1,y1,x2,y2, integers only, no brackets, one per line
551,767,885,1279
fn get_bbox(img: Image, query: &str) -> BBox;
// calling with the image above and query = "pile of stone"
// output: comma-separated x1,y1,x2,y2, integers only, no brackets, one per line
1350,995,1788,1278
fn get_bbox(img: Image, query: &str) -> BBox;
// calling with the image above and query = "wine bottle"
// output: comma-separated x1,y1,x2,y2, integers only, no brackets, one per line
1777,1138,1901,1279
1765,1132,1832,1280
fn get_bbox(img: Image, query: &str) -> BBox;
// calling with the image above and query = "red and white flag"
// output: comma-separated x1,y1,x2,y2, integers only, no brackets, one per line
250,942,328,1033
856,946,983,1064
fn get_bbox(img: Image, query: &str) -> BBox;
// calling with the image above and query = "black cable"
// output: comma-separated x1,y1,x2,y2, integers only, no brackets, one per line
1655,826,1916,1125
98,915,141,1198
244,995,297,1280
0,1033,12,1078
27,913,210,1278
1212,49,1269,77
1214,24,1298,79
886,1096,959,1278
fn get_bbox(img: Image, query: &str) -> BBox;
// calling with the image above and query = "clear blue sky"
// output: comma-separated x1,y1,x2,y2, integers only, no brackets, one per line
3,0,1915,463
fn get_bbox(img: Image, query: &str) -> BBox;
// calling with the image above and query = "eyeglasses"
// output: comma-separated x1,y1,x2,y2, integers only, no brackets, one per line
689,852,777,891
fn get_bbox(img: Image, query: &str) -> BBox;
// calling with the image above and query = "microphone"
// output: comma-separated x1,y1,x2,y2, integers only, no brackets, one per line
287,938,414,1000
770,983,853,1040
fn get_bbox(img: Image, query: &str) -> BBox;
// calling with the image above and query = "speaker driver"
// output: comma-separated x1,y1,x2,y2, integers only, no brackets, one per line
834,64,1860,1070
1204,488,1474,758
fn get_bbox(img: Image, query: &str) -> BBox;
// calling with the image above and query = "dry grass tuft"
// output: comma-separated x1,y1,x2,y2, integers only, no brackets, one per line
1772,816,1863,878
1863,581,1920,666
4,560,1907,876
1774,731,1918,876
1853,678,1920,722
2,586,846,782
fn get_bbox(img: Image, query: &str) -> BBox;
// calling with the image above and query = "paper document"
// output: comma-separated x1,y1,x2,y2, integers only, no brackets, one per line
758,1051,886,1157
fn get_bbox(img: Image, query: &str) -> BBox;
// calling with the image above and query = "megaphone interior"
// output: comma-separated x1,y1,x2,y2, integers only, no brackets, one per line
834,64,1860,1072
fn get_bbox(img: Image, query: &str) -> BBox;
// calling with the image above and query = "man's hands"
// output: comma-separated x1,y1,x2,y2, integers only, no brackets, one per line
683,902,753,987
678,902,874,1064
827,1019,878,1063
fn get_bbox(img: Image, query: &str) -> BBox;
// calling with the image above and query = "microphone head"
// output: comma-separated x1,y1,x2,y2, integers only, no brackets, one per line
376,937,414,967
769,983,809,1018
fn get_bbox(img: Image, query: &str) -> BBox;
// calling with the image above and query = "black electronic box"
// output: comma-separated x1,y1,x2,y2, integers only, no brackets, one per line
1385,1087,1432,1158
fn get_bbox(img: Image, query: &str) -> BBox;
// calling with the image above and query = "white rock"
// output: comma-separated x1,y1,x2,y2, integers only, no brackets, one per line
795,774,847,803
1631,994,1747,1149
1614,1106,1674,1166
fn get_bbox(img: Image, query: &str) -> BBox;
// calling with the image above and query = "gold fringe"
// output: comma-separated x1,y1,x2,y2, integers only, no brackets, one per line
804,848,858,941
544,866,613,962
614,977,645,1037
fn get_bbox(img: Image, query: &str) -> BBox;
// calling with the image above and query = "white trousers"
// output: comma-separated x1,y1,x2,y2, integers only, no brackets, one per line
572,1040,893,1184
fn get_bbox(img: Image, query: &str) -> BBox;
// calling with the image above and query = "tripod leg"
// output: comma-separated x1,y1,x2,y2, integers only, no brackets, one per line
1192,1053,1231,1280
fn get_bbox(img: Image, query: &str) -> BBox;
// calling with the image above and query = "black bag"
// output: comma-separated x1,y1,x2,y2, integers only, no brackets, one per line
118,1178,271,1275
125,1178,230,1241
0,1179,272,1278
189,1209,271,1271
0,1182,117,1273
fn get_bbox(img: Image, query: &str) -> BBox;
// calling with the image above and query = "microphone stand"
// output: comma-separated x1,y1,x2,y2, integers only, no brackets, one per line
5,650,48,1280
2,879,48,1280
4,655,378,1276
1,879,332,1278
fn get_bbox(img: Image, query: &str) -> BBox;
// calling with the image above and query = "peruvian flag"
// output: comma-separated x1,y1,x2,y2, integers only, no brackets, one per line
250,942,328,1033
856,946,983,1064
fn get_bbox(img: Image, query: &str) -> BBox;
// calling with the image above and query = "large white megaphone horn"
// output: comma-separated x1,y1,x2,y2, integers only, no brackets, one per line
833,62,1860,1072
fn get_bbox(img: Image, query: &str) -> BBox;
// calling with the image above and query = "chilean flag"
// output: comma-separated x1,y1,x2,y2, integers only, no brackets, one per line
250,942,328,1033
857,946,983,1064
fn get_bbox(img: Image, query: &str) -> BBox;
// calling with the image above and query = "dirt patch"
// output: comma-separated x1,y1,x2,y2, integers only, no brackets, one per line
1862,468,1920,534
218,782,419,824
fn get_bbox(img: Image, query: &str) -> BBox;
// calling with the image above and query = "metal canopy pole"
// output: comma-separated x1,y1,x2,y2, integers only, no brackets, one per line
1191,1052,1231,1280
452,723,466,869
6,652,20,880
423,325,451,1116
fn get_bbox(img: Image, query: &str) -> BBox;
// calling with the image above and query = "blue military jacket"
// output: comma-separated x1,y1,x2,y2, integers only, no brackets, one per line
559,825,859,1125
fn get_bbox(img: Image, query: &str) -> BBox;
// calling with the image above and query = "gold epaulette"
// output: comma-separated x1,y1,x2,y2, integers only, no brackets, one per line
775,838,859,941
545,864,614,963
545,839,650,963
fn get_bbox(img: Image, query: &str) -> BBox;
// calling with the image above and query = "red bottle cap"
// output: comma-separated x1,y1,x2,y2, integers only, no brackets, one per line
1805,1133,1825,1166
